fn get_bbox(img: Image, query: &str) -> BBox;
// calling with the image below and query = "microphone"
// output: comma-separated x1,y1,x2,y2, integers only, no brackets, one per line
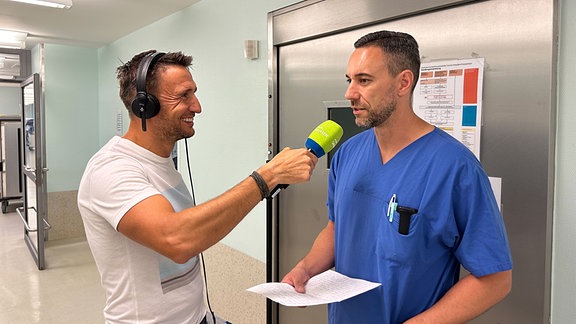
304,120,344,158
269,120,344,198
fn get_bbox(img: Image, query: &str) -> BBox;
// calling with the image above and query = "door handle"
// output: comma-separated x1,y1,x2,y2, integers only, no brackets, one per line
16,206,52,232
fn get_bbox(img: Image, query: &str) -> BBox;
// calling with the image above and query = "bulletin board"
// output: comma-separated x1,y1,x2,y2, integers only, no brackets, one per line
413,58,484,158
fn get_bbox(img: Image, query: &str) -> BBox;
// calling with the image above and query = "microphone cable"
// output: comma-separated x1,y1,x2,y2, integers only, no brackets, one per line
184,138,216,324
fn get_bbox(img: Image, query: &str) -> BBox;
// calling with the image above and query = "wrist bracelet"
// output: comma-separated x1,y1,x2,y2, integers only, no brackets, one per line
250,171,270,200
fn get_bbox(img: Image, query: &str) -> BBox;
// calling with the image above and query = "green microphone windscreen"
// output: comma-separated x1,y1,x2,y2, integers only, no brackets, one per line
305,120,344,158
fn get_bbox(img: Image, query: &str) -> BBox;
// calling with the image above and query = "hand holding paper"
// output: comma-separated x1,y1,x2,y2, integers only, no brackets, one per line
246,270,381,307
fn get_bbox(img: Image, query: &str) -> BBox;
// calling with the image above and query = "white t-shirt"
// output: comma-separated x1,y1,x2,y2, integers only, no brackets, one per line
78,136,205,324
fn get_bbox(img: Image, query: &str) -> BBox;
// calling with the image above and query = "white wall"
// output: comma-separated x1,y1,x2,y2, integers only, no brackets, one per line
97,0,297,261
0,85,20,115
552,0,576,322
44,44,99,192
0,44,99,193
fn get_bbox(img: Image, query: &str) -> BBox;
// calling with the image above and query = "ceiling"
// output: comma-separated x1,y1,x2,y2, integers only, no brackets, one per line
0,0,201,49
0,0,201,79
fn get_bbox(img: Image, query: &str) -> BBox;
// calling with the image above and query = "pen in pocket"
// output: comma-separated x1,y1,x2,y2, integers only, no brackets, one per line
387,194,397,222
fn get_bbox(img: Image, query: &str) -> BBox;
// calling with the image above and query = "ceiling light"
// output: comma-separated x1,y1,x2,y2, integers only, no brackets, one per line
0,30,27,49
10,0,73,9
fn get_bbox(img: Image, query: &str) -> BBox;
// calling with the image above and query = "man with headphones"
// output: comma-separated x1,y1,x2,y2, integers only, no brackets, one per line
77,50,318,324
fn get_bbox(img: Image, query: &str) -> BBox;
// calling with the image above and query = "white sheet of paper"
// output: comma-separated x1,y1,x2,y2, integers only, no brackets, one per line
246,270,381,307
489,176,502,212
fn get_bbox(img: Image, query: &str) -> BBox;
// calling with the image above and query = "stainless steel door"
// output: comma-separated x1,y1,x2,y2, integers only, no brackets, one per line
17,73,50,270
274,34,351,324
1,122,21,198
0,117,23,213
269,0,556,323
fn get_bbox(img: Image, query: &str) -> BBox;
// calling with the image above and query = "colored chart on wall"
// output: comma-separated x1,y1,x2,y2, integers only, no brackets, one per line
413,58,484,158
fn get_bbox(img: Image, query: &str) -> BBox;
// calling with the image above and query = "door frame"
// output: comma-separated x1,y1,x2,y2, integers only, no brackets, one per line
17,72,50,270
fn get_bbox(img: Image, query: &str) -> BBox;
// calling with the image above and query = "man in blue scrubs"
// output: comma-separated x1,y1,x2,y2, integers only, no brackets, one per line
281,30,513,323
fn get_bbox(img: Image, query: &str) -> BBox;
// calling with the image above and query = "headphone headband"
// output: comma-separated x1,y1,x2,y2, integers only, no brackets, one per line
136,51,165,95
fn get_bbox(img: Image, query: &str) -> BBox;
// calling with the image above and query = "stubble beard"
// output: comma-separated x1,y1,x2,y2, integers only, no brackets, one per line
156,115,195,143
356,97,397,129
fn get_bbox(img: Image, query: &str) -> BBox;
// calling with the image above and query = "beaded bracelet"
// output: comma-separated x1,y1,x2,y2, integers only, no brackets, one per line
249,171,270,200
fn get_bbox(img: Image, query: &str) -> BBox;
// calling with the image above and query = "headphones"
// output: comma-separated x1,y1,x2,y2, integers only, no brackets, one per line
131,51,166,131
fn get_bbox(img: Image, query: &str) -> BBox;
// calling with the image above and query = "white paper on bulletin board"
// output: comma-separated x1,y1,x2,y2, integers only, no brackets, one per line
489,176,502,212
413,58,484,159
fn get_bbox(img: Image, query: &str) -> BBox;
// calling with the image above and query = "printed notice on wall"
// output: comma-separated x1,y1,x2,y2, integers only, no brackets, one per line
116,111,123,135
413,58,484,159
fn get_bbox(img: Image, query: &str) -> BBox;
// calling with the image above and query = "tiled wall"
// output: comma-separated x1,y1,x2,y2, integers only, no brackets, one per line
203,243,267,323
47,190,85,241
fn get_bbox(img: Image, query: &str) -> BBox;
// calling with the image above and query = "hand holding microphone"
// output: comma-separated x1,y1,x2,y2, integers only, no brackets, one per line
268,120,344,198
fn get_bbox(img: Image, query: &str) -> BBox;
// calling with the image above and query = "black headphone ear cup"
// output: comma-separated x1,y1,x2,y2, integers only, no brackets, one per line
131,92,160,119
144,93,160,118
131,92,148,117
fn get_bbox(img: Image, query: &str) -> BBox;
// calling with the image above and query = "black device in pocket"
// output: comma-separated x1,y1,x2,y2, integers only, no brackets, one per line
396,206,418,235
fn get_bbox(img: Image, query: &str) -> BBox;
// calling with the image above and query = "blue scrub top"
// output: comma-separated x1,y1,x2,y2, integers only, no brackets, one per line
327,127,512,324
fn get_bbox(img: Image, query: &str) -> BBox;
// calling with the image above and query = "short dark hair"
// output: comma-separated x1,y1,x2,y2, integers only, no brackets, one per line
354,30,420,91
116,50,193,112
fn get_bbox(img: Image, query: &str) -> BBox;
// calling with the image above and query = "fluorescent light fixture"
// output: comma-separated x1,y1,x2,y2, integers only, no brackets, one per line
10,0,72,9
0,29,27,49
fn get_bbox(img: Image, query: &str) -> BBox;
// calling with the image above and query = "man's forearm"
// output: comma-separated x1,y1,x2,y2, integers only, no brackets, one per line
405,270,512,324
